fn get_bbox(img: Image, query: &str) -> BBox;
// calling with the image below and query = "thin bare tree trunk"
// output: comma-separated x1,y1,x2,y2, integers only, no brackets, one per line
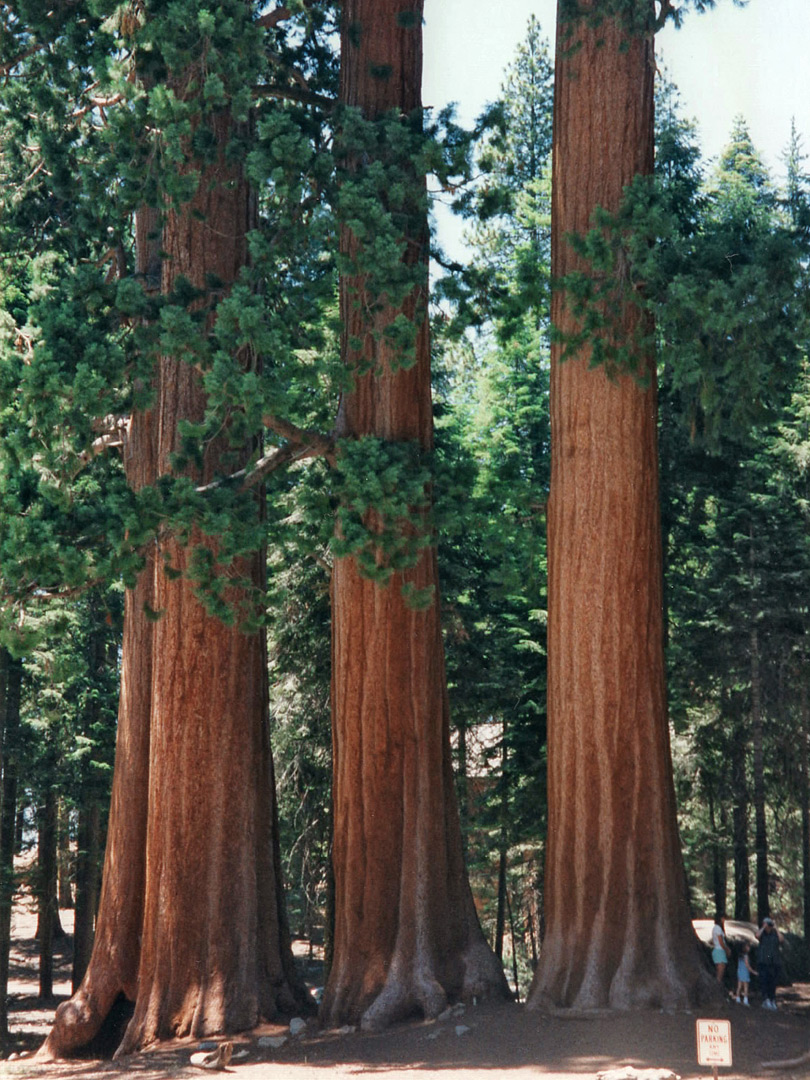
801,677,810,944
729,692,751,921
72,801,101,993
58,801,73,910
38,788,58,1001
0,657,21,1044
528,0,711,1011
751,625,769,921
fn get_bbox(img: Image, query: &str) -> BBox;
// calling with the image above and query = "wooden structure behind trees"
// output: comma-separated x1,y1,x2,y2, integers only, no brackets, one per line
321,0,509,1031
527,0,713,1011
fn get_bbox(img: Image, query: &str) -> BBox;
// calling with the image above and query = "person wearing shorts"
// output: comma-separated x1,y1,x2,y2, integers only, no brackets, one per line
711,913,730,985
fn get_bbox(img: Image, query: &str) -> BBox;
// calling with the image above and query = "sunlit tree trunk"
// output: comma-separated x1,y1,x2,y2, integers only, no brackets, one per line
321,0,508,1031
528,0,711,1011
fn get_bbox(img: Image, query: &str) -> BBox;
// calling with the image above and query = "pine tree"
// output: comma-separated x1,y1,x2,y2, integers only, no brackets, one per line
661,113,810,924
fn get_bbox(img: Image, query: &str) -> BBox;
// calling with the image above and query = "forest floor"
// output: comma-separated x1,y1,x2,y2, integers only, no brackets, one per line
3,901,810,1080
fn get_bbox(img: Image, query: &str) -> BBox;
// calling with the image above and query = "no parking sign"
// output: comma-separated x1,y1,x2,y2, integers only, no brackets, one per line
696,1019,732,1078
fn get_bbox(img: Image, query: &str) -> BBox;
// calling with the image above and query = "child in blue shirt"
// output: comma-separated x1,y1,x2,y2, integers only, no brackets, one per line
735,942,757,1006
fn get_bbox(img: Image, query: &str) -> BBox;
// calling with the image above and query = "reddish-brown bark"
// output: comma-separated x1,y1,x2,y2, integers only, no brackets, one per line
526,2,712,1011
40,105,305,1058
321,0,508,1031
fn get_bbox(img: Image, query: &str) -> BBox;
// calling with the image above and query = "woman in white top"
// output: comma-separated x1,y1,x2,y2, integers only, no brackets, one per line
711,912,731,984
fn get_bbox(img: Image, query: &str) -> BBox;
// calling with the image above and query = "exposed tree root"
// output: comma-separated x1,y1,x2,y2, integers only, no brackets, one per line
36,979,125,1060
324,930,510,1033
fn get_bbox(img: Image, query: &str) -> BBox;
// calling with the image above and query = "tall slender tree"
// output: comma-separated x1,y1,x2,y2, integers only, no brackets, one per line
527,0,712,1010
322,0,508,1030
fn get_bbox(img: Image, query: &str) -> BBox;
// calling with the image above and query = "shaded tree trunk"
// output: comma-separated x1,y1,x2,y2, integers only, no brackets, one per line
0,655,21,1043
37,788,58,1000
72,801,101,993
495,727,509,962
57,801,73,911
321,0,508,1031
494,850,508,962
729,693,751,921
506,884,520,1001
527,1,711,1011
71,606,113,992
801,676,810,944
750,626,769,921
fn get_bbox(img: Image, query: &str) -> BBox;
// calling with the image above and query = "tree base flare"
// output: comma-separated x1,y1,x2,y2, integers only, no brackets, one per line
325,937,510,1033
37,988,135,1061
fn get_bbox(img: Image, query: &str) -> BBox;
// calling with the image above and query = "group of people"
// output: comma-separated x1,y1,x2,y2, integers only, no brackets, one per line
712,913,784,1010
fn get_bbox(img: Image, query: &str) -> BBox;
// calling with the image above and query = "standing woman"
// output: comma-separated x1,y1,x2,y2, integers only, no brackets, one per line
711,913,731,985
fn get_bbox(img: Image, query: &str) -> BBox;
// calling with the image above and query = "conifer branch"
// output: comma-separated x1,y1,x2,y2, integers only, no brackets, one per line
253,84,334,110
267,51,310,92
256,6,293,29
75,416,130,468
14,328,36,361
0,44,41,77
256,2,315,30
72,93,125,120
195,417,334,494
262,413,333,459
654,0,676,30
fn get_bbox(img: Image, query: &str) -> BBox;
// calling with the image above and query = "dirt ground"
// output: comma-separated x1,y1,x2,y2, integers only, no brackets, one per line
4,904,810,1080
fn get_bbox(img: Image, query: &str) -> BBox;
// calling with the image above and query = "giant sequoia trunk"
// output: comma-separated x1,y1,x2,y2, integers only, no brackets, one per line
41,100,304,1058
321,0,508,1031
527,1,711,1011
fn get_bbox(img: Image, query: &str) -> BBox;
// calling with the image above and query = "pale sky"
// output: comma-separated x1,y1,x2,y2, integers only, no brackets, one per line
423,0,810,254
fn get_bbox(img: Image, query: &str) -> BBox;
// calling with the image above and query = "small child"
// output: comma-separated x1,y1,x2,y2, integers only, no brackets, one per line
735,942,757,1005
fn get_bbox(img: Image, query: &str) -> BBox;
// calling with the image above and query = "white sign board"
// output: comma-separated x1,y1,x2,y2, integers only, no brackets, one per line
696,1019,732,1068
